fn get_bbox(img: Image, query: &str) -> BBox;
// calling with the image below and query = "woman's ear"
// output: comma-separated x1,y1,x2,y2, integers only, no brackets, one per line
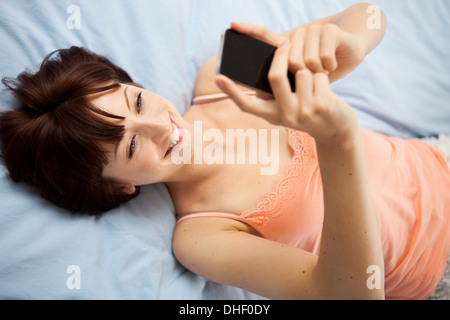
120,184,136,195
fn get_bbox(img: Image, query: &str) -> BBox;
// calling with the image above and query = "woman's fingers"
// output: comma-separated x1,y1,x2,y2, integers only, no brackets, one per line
232,22,343,77
268,41,300,125
288,27,306,73
215,75,253,111
319,24,339,72
218,22,341,131
295,69,313,107
313,72,331,95
268,41,293,101
215,75,277,121
303,25,324,73
287,24,341,75
312,72,332,115
230,22,285,47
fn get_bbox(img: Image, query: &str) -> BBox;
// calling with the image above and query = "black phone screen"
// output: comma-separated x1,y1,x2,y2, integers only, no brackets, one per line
217,29,295,95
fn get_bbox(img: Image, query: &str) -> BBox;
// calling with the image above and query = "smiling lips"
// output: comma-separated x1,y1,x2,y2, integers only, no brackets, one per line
165,119,183,157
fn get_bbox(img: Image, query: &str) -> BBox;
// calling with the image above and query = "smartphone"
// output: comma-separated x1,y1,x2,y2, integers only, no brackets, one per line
217,29,295,95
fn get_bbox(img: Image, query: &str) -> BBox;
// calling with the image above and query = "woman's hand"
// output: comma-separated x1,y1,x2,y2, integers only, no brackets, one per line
230,22,365,83
287,23,365,83
216,23,358,144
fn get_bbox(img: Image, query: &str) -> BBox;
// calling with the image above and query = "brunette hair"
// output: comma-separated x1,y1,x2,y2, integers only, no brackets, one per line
0,46,141,215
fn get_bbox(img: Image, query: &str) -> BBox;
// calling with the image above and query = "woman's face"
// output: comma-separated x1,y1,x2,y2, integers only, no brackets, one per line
91,84,189,190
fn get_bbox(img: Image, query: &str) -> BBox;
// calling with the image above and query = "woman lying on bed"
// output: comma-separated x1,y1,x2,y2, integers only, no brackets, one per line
1,3,450,300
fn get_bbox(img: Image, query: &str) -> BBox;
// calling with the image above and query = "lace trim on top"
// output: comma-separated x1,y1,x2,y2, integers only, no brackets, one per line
240,128,315,228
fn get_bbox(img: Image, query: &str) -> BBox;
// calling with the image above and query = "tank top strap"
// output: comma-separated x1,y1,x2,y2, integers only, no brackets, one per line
177,211,250,225
192,91,256,105
177,211,244,222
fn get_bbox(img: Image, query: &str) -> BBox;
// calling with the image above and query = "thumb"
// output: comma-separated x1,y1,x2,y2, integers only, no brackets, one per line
215,75,279,123
215,75,255,113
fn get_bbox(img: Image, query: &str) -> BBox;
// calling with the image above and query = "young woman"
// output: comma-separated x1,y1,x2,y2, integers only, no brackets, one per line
1,3,449,300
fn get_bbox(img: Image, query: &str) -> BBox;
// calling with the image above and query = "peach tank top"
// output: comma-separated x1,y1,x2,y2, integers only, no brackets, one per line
178,93,450,299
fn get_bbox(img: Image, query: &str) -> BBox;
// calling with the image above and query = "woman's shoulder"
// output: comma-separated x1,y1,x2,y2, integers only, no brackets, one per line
194,56,223,98
194,56,251,98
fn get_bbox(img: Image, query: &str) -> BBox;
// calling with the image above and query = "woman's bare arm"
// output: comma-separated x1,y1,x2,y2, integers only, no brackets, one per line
175,3,386,300
175,82,385,299
174,92,384,299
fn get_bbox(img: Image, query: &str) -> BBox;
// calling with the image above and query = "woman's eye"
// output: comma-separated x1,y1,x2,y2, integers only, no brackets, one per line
129,136,136,159
136,92,142,113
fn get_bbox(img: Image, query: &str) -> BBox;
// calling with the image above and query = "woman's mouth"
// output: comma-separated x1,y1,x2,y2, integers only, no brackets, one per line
165,119,184,157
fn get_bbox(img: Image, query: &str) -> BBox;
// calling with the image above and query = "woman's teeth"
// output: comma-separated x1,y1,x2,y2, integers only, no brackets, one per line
168,123,180,151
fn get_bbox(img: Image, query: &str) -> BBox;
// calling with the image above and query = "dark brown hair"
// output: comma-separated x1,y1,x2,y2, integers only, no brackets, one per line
0,46,141,215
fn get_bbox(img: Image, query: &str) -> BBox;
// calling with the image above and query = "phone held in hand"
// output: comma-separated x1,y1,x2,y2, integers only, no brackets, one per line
217,29,295,95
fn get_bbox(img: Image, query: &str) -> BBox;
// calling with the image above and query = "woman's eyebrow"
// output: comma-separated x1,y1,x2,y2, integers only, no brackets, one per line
124,86,131,112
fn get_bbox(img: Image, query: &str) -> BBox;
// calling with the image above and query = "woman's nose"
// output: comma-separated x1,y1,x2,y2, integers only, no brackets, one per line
137,117,171,144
